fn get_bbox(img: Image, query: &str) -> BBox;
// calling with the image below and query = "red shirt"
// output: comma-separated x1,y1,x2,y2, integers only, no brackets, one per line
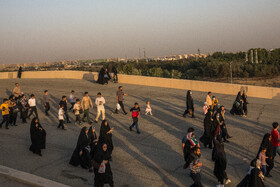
271,129,279,147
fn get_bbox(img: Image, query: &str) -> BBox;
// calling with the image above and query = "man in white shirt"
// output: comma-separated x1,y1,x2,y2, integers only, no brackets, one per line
28,94,38,118
206,92,212,108
95,92,105,123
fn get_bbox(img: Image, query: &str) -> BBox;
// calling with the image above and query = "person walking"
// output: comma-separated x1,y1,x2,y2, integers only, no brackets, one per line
17,66,23,79
129,103,141,134
43,90,50,116
0,99,10,129
183,90,195,118
73,99,82,125
95,92,106,123
19,95,28,123
115,86,129,115
81,92,93,124
189,147,203,187
28,94,38,119
59,96,70,123
206,92,212,108
271,122,280,158
57,105,65,130
13,83,21,100
69,90,76,112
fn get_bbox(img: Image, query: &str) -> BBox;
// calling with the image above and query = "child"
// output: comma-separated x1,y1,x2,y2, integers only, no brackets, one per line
271,122,280,158
73,99,82,125
129,103,141,134
0,99,10,129
69,90,76,112
203,102,208,115
211,96,219,112
145,101,152,115
258,147,268,175
57,105,65,130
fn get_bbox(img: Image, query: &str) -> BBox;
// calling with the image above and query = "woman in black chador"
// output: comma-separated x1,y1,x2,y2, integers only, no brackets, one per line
200,109,213,148
69,127,92,170
256,133,274,177
230,91,245,116
183,90,194,118
217,106,232,143
97,68,111,85
29,118,46,156
213,135,230,186
88,126,98,159
94,143,114,187
17,66,22,79
99,120,114,156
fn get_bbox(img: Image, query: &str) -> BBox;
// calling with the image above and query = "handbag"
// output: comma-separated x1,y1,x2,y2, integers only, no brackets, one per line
116,103,121,110
98,162,106,173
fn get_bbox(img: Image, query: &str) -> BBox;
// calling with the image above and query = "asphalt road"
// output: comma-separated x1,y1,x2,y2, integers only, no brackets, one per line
0,79,279,187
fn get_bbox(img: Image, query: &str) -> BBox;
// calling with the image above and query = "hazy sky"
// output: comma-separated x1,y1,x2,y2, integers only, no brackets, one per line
0,0,280,64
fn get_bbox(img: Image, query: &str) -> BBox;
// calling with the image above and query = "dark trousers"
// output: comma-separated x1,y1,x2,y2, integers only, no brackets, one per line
21,109,28,123
130,117,139,132
28,106,38,118
115,101,126,114
0,115,9,128
45,102,50,115
69,102,75,111
10,112,18,126
57,120,64,129
183,109,194,117
64,110,70,122
76,115,81,123
82,109,91,122
266,158,274,175
243,103,248,115
190,173,203,187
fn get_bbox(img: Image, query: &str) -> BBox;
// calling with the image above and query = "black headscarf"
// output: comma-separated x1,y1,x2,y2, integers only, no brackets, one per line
100,120,111,139
88,126,97,143
235,92,242,102
186,90,194,110
204,109,213,135
257,133,273,158
75,127,89,152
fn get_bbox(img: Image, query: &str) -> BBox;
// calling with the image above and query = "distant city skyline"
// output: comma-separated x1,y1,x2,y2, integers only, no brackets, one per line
0,0,280,64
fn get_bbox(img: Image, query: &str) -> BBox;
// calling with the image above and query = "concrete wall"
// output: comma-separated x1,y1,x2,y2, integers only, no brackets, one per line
0,71,279,100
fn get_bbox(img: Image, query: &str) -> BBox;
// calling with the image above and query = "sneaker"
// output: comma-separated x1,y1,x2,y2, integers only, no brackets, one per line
225,179,231,184
265,173,272,177
129,127,132,131
94,120,98,123
124,112,128,115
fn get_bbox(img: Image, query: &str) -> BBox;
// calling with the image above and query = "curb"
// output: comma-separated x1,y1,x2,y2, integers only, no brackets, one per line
0,165,70,187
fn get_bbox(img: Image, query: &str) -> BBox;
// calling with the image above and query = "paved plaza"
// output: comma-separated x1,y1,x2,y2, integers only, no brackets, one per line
0,78,279,187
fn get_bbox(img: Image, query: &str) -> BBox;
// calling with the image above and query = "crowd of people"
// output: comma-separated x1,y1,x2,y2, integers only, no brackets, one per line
181,90,280,187
1,78,279,187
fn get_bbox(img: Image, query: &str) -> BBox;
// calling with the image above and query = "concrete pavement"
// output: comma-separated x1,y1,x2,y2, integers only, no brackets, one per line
0,78,279,187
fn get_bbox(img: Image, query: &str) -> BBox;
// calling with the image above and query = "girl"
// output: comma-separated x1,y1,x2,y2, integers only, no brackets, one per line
145,101,152,115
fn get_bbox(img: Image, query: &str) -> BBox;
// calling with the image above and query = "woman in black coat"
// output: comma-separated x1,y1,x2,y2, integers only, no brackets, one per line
88,126,98,159
69,127,92,170
94,143,114,187
230,91,245,116
213,135,230,185
200,109,213,148
217,106,232,143
29,118,46,156
257,133,274,177
183,90,194,118
99,120,114,156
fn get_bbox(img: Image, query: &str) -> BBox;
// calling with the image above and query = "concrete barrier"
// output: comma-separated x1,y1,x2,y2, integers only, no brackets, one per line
0,71,279,100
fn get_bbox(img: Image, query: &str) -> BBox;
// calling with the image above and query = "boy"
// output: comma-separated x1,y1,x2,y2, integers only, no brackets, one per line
129,103,141,134
0,99,10,129
81,92,93,124
43,90,50,116
73,99,82,125
57,105,65,130
271,122,280,158
28,94,38,118
95,92,106,123
69,90,76,112
59,96,70,123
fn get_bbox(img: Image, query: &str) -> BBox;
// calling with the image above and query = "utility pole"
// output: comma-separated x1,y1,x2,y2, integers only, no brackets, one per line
230,61,233,84
139,48,141,59
143,48,146,59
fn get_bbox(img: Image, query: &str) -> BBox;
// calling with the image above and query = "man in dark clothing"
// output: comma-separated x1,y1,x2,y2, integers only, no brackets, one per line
59,96,70,123
112,66,118,83
129,103,141,134
189,147,203,187
43,90,50,116
115,86,129,114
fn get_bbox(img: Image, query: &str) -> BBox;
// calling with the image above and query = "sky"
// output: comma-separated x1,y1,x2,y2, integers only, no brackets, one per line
0,0,280,64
